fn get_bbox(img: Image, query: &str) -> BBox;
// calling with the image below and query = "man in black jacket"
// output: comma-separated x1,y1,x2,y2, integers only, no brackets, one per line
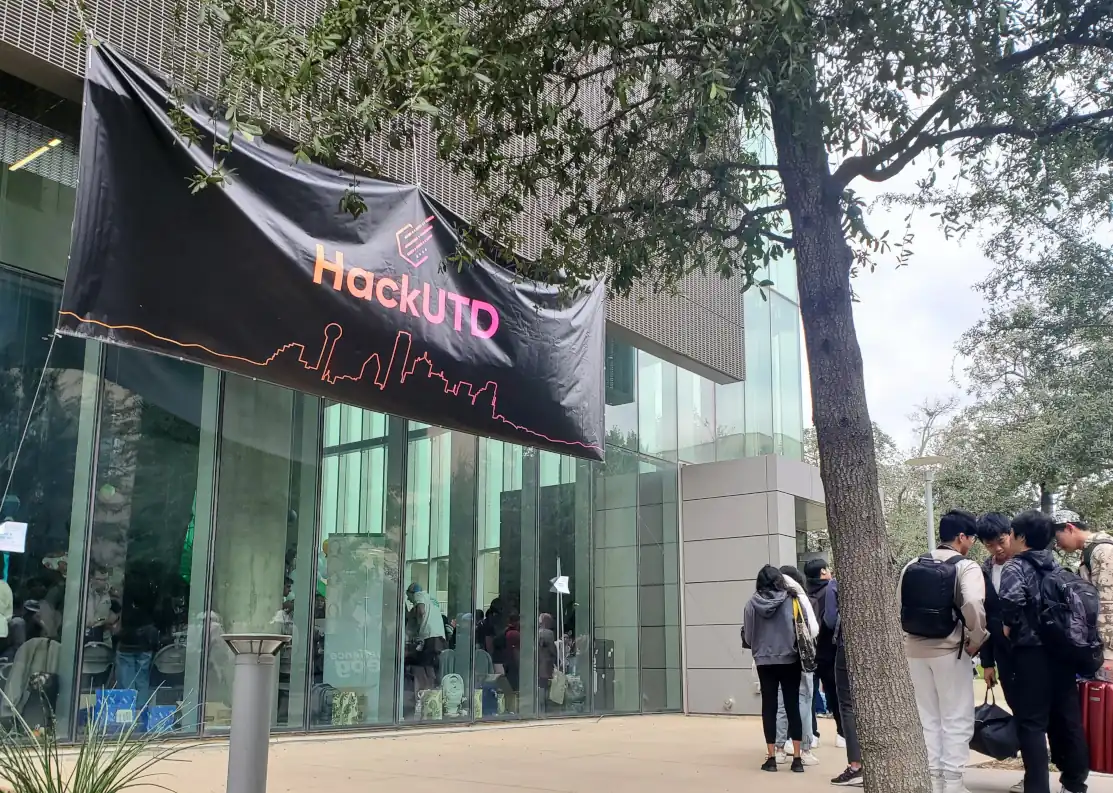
976,513,1015,700
804,559,842,744
999,510,1089,793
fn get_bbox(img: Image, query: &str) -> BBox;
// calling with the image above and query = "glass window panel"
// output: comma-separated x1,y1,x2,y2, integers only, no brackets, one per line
714,381,746,462
636,351,677,460
676,369,716,464
0,266,89,736
474,440,536,719
593,445,640,713
206,376,320,731
743,289,775,456
637,458,681,712
770,293,805,461
604,338,638,451
313,408,399,728
402,427,477,723
79,347,206,734
536,452,592,716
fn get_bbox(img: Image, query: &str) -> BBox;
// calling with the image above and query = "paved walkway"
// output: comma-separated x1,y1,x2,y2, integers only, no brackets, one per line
131,714,1113,793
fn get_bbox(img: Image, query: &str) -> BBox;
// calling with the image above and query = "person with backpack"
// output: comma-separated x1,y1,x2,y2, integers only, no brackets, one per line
742,565,811,774
1054,509,1113,681
773,565,820,765
976,513,1016,698
975,512,1023,793
805,558,844,747
1000,510,1090,793
898,509,987,793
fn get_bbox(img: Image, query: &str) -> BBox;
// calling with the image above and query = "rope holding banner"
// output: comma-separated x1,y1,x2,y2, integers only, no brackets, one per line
1,331,59,517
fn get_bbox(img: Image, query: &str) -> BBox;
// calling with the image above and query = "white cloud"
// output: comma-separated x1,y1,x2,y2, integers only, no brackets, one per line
801,161,993,449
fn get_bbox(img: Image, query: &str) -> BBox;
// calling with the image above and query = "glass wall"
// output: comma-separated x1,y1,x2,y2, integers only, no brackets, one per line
78,348,207,734
0,63,816,739
204,376,320,732
313,406,400,728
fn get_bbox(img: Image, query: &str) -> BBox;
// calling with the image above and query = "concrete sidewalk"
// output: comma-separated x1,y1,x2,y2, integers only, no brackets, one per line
134,714,1113,793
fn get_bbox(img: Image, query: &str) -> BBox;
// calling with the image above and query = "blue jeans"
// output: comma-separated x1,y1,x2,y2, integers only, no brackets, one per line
776,670,815,750
115,651,153,710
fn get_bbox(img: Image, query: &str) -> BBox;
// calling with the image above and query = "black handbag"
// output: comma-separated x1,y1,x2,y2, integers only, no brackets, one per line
970,688,1020,760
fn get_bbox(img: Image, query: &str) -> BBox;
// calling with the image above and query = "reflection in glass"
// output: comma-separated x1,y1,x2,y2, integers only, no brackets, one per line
771,293,805,460
604,338,638,450
0,267,87,735
475,440,534,719
535,452,592,716
638,458,681,712
592,446,640,713
637,351,677,460
677,369,716,464
80,348,204,734
743,289,775,455
206,376,319,731
401,427,476,722
313,405,399,728
714,381,746,461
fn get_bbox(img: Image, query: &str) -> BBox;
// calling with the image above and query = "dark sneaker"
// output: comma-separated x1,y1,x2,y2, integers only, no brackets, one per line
761,756,777,772
791,757,805,773
831,766,864,786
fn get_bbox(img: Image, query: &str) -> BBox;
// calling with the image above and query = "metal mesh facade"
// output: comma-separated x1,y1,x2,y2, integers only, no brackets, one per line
0,0,746,380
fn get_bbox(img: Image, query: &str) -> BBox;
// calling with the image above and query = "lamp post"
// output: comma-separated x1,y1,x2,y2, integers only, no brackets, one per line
905,456,948,552
222,633,291,793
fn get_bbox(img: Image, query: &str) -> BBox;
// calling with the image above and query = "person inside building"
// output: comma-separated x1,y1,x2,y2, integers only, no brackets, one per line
405,583,446,712
1054,508,1113,681
773,565,820,766
743,565,807,774
822,570,864,786
999,510,1089,793
974,512,1021,792
898,508,987,793
805,558,843,749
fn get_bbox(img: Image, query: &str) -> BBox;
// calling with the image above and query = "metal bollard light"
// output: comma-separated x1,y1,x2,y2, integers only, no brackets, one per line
221,634,291,793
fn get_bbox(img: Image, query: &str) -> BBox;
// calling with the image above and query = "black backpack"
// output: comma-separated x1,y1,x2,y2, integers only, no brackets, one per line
901,555,965,638
1027,561,1103,676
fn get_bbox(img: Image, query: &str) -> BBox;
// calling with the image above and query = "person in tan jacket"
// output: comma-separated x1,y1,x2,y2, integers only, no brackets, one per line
1054,509,1113,681
897,509,987,793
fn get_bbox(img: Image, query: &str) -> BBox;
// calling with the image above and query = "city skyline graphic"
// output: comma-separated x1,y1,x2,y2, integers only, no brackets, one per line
58,312,602,454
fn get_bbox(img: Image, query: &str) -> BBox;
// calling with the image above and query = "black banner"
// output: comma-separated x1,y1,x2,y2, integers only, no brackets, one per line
60,45,605,460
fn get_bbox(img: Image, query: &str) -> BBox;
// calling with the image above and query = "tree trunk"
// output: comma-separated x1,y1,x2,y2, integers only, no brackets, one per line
768,85,931,793
1040,482,1052,514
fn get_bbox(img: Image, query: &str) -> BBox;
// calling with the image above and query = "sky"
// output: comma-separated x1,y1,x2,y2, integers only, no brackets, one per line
799,161,995,450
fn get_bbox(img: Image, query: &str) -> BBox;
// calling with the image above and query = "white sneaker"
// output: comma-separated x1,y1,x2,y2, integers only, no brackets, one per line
943,777,970,793
1009,781,1024,793
812,734,821,749
930,773,945,793
801,750,820,766
785,739,794,754
836,735,847,749
776,750,788,764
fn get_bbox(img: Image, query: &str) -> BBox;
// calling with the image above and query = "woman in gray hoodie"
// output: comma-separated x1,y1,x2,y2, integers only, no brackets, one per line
743,564,805,773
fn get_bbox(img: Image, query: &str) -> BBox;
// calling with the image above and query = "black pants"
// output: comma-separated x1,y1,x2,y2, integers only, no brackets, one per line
758,661,802,745
817,655,843,736
1010,647,1088,793
835,643,862,765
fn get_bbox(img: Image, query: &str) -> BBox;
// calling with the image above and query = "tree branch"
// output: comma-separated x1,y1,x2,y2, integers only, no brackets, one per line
859,108,1113,183
832,0,1113,186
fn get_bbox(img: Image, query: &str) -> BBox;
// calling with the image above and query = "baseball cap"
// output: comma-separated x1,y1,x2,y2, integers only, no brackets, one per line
0,581,12,638
1052,508,1085,528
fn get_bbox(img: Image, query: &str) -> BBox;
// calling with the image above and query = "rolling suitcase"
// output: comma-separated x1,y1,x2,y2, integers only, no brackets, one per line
1080,679,1113,773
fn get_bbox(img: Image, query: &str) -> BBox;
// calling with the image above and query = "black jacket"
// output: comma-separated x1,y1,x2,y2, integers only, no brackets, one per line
806,578,837,663
999,549,1058,649
978,557,1009,669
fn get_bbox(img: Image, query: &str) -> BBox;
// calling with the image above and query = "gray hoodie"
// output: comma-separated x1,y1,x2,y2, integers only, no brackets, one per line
743,590,799,666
